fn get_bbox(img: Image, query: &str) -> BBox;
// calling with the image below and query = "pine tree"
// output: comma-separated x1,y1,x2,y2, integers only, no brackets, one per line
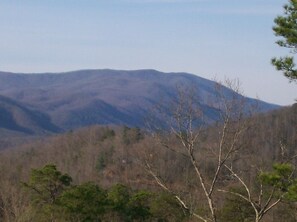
272,0,297,82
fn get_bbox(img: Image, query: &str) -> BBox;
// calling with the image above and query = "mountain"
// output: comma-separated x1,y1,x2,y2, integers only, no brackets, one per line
0,95,60,135
0,69,280,131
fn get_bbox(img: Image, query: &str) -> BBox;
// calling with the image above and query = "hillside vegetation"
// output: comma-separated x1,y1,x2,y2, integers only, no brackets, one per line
0,104,296,221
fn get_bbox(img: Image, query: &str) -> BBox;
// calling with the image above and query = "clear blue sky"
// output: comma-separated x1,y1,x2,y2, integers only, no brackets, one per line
0,0,296,105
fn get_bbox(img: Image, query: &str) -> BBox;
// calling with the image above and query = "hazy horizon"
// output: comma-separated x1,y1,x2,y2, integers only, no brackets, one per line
0,0,296,105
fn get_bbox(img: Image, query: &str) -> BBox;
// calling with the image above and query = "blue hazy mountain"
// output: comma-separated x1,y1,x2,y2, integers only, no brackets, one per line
0,94,60,135
0,69,279,131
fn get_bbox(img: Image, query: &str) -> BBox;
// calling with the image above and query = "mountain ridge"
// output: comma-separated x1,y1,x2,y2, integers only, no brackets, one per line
0,69,280,133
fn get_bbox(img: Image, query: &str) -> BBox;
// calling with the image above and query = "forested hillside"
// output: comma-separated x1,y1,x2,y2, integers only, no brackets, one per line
0,69,279,132
0,104,296,221
1,0,297,221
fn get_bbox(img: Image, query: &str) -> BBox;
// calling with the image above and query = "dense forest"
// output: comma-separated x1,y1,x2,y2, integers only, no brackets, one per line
0,103,296,221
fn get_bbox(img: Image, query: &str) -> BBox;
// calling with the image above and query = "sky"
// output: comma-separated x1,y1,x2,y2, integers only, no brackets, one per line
0,0,296,105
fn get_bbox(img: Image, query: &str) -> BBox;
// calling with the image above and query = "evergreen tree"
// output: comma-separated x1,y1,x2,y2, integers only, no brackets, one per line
59,182,107,222
272,0,297,82
22,164,72,221
23,164,72,205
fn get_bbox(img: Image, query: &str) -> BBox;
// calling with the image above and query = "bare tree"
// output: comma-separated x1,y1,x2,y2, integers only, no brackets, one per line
219,142,297,222
144,79,297,222
144,79,252,222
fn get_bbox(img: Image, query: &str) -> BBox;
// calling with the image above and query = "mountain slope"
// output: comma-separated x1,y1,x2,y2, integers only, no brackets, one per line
0,69,280,130
0,95,60,135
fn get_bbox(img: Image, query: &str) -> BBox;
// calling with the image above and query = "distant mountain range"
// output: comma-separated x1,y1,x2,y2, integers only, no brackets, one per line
0,69,280,135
